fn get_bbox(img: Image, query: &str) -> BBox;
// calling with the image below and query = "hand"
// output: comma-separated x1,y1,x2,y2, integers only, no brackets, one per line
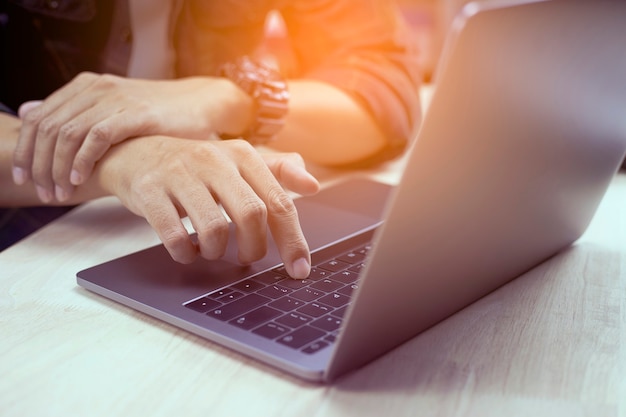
12,72,251,203
98,136,319,279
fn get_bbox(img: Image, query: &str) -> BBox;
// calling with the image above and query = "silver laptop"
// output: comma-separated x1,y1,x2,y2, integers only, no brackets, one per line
77,0,626,382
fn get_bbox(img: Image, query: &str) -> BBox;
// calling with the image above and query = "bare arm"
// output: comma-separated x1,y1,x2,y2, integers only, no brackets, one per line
11,72,385,203
2,111,320,278
253,80,387,166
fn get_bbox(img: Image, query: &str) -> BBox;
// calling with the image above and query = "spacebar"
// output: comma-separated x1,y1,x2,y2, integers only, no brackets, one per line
206,294,270,321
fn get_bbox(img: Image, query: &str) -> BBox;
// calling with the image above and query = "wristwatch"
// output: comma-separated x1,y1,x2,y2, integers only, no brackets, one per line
218,56,289,145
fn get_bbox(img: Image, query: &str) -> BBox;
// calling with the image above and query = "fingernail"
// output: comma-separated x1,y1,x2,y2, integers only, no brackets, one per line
55,185,69,202
12,167,26,185
70,170,83,185
289,257,311,280
36,185,53,203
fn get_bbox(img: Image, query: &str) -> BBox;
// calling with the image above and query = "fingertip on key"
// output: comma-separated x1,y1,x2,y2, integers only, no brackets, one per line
289,257,311,280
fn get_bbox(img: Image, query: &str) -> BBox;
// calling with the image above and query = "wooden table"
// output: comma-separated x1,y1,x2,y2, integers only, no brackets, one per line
1,149,625,416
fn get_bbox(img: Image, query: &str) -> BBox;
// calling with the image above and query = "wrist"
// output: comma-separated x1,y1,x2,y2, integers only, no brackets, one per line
94,141,132,198
211,77,256,139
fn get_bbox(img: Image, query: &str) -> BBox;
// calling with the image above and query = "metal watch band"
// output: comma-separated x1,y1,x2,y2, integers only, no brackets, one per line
219,56,289,145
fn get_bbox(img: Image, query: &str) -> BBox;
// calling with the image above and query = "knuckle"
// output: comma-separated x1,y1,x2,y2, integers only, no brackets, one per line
162,228,188,247
239,198,267,224
37,117,58,137
228,139,256,156
58,122,79,143
266,189,297,217
193,142,221,162
89,123,112,145
161,156,189,176
133,99,153,115
75,71,96,83
131,172,161,197
93,73,120,89
197,219,230,260
197,216,229,240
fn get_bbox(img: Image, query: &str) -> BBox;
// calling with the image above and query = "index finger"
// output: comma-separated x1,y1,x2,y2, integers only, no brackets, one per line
265,187,311,279
238,155,311,279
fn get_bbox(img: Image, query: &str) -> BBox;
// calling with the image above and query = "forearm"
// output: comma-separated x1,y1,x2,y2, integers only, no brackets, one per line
271,80,387,166
219,79,387,166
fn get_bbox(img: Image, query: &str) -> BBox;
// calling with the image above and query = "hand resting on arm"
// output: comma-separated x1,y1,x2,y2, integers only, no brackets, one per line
2,112,319,279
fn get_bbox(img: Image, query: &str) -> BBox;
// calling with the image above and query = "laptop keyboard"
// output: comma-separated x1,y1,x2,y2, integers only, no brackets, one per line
183,228,376,355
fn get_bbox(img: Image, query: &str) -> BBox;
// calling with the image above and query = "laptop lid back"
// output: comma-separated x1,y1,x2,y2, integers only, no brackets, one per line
327,0,626,380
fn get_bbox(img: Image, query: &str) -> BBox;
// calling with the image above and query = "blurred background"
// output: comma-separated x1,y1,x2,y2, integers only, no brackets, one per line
397,0,479,82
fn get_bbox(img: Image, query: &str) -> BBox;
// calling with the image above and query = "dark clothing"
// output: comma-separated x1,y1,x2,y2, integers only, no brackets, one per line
174,0,423,164
2,0,422,158
0,206,74,251
0,0,423,250
0,0,130,111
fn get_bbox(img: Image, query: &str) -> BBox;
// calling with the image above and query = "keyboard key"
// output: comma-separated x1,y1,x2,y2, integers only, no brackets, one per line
216,290,245,303
336,251,366,264
311,315,342,332
310,278,343,293
307,267,332,281
324,333,338,343
331,270,359,284
185,297,221,313
206,294,270,321
348,263,366,274
206,288,233,299
230,279,265,293
207,233,377,352
276,278,314,290
276,312,312,328
317,292,350,308
277,326,326,349
291,287,324,302
257,284,292,299
229,306,282,330
356,244,372,255
302,340,330,355
318,259,350,273
338,283,359,297
268,296,305,312
297,302,333,318
330,305,348,319
253,322,289,339
272,265,289,276
252,271,286,285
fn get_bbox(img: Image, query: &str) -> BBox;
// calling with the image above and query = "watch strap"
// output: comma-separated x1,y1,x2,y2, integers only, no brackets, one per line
219,56,289,145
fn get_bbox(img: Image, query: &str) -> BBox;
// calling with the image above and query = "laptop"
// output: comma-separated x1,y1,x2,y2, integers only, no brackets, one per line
77,0,626,382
